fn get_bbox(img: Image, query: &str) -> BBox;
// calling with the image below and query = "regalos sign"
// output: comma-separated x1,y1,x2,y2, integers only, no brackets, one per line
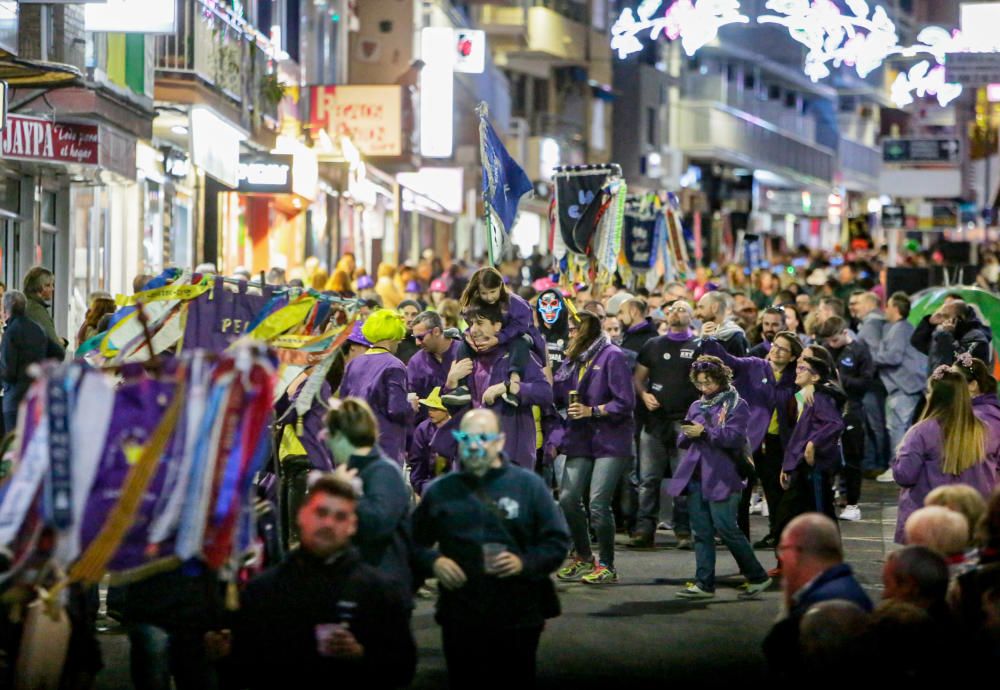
309,85,402,158
1,114,99,165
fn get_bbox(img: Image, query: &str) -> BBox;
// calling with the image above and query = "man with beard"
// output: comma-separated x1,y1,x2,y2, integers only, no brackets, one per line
535,288,571,370
408,311,461,424
749,307,788,359
697,291,750,357
629,300,701,548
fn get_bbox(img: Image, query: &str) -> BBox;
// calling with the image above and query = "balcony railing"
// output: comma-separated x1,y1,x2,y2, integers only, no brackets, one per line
154,0,278,130
838,137,882,187
676,100,835,185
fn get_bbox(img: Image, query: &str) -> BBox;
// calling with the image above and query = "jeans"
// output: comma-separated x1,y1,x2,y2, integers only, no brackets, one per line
686,482,769,592
560,456,628,567
614,437,639,533
442,623,543,689
127,624,217,690
886,390,921,458
862,389,889,471
636,425,689,539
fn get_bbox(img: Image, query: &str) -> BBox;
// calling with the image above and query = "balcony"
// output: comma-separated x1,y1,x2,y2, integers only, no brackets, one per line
675,101,835,186
475,4,587,65
838,137,882,191
154,0,279,140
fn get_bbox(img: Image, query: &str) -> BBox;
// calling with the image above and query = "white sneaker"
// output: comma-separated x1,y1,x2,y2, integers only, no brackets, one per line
875,468,895,483
760,499,769,518
749,501,763,515
839,505,862,522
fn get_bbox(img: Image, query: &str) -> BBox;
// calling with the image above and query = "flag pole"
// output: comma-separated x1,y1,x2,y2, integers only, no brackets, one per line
485,201,496,267
477,101,494,267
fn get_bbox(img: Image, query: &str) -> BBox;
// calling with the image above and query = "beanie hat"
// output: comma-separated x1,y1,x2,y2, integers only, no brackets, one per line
362,309,406,344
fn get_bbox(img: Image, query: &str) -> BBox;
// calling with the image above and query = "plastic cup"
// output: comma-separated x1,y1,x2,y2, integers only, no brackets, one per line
482,542,507,574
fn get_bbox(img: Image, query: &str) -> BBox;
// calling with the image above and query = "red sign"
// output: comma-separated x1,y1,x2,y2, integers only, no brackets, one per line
1,114,99,165
309,85,402,157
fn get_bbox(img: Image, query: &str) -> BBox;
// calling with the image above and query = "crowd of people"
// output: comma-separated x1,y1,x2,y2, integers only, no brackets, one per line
4,243,1000,687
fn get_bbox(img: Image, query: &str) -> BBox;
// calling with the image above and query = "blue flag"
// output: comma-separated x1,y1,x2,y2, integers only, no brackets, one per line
480,108,533,235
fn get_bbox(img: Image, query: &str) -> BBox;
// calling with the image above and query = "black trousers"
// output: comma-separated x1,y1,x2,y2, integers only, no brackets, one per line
757,434,785,539
442,623,543,689
841,411,865,506
772,466,837,543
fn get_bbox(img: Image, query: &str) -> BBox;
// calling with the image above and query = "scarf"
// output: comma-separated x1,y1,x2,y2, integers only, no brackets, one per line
666,327,694,341
698,387,739,414
555,333,610,383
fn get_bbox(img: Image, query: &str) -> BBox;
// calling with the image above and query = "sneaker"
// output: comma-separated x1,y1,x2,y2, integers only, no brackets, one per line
676,537,693,550
626,535,655,549
581,563,618,585
760,500,769,518
752,535,777,550
657,521,673,531
441,386,472,408
557,558,596,581
839,505,862,522
501,391,521,407
875,468,895,483
749,493,763,514
738,577,773,599
675,583,715,599
442,328,462,340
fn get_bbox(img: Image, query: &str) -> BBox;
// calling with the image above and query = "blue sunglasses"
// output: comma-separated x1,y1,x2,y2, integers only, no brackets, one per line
451,430,501,444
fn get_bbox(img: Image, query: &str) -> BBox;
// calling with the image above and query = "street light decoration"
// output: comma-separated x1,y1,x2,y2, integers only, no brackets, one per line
610,0,750,59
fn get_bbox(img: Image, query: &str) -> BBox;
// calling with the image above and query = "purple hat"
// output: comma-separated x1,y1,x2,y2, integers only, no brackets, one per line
356,275,375,290
346,320,371,347
405,280,421,293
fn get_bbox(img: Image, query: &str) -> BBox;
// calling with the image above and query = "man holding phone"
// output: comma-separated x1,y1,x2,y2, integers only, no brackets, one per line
229,476,416,688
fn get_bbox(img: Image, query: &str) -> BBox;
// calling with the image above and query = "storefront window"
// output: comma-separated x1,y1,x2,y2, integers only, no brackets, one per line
170,192,193,270
70,185,110,314
143,179,164,274
0,174,21,290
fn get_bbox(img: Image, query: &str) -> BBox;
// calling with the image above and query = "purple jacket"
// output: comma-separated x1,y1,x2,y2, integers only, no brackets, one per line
892,417,1000,543
700,338,777,451
553,340,636,459
667,392,751,501
782,390,845,473
407,340,460,426
440,348,553,469
408,418,444,496
339,350,412,465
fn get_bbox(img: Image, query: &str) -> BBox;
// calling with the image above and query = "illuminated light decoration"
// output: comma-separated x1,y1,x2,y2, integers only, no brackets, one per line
890,61,963,108
610,0,750,59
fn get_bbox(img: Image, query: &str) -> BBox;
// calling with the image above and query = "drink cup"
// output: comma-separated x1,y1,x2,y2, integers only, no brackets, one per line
482,542,507,574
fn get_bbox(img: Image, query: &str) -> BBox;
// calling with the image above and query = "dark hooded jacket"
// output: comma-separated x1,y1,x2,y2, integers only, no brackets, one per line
911,309,992,374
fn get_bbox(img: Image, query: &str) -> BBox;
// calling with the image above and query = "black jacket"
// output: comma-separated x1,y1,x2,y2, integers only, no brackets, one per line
829,340,876,405
232,547,416,689
620,318,659,370
911,313,991,373
0,314,65,412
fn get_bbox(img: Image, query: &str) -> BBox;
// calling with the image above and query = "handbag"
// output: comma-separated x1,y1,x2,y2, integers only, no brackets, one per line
470,485,561,619
726,441,757,481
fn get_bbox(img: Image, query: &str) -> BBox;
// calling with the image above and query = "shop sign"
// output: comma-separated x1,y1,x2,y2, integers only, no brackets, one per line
237,154,294,195
454,29,486,74
0,114,98,165
309,85,402,157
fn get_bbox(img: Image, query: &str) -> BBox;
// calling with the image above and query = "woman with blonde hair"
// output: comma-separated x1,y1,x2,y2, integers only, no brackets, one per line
325,269,354,296
437,298,464,331
892,367,1000,544
375,262,403,308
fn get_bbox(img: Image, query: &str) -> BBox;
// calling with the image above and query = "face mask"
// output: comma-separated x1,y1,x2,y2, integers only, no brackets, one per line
538,293,563,325
326,432,356,466
452,430,500,476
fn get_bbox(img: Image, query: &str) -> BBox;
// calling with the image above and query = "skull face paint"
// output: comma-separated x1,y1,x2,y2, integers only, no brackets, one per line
538,292,563,325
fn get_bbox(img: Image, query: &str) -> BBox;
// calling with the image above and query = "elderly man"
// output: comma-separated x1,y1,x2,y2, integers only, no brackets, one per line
763,513,872,680
696,291,749,356
231,476,416,688
882,545,950,616
438,303,553,469
0,290,65,430
412,409,570,689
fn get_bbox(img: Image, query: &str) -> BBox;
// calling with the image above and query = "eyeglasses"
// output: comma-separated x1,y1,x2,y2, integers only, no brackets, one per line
771,343,792,355
795,365,816,375
693,380,718,390
666,304,691,313
413,329,436,342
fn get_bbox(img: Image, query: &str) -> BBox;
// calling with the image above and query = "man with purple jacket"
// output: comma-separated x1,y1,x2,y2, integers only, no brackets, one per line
338,309,413,465
407,311,461,423
436,303,553,469
772,356,847,542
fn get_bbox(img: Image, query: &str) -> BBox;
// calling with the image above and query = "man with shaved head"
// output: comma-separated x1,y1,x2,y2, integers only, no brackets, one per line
412,409,570,688
763,513,872,679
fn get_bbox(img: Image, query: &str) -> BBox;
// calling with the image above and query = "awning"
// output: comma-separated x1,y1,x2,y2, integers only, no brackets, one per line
0,48,82,88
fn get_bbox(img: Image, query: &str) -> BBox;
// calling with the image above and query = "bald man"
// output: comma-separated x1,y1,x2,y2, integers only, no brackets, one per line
412,409,570,689
763,514,872,679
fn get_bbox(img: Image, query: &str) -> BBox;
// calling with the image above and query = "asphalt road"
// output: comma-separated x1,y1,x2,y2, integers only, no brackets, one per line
94,480,900,689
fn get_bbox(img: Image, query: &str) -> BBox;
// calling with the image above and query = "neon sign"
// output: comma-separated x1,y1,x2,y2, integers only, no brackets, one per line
610,0,980,108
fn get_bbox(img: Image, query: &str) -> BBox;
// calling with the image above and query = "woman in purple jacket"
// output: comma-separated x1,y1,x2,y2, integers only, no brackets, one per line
954,355,1000,479
668,356,772,600
771,355,847,544
552,312,636,585
893,367,999,543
